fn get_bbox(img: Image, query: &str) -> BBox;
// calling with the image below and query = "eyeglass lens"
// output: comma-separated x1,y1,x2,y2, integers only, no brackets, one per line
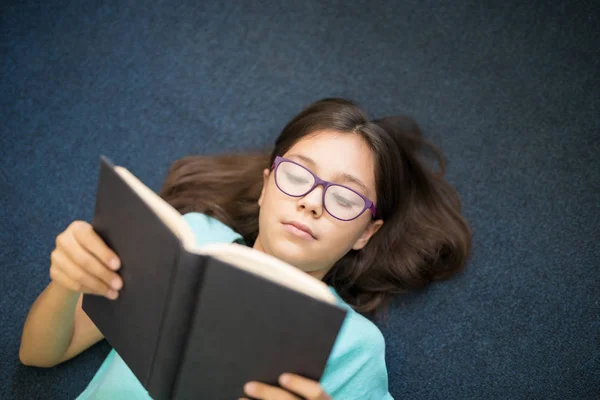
276,161,366,220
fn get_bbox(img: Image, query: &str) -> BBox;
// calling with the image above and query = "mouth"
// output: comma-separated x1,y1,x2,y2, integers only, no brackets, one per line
282,221,317,240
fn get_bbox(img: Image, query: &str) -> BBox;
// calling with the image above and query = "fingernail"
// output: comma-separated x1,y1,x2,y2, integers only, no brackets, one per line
111,278,122,290
106,290,118,300
280,374,291,385
110,258,120,270
244,383,257,395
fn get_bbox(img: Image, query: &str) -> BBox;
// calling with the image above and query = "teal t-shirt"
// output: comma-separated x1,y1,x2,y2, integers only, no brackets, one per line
76,213,393,400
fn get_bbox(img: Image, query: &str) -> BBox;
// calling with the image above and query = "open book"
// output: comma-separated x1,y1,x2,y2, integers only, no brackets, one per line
82,156,347,400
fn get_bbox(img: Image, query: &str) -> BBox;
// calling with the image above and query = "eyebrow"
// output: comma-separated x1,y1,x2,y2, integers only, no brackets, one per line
287,154,370,195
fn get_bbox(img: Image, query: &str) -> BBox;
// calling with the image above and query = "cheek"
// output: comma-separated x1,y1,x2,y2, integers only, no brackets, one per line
258,184,290,236
319,220,364,253
262,182,292,212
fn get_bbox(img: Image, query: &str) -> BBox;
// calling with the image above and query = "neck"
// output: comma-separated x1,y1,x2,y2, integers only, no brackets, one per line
306,269,328,281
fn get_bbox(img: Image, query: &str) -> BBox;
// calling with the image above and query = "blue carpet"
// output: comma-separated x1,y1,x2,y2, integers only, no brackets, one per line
2,0,599,399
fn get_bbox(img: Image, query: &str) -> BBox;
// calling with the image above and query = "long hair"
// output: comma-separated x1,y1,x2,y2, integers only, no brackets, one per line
160,98,472,320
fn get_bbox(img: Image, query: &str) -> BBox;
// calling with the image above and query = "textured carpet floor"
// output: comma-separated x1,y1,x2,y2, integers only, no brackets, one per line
1,0,598,399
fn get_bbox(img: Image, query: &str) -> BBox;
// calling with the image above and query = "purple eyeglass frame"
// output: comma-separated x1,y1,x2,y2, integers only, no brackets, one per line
271,156,377,221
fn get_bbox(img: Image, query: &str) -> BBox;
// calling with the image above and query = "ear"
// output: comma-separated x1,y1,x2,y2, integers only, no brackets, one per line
258,168,271,207
352,219,384,250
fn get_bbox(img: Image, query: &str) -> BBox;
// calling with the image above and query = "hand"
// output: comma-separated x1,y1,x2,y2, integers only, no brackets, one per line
50,221,122,300
241,373,331,400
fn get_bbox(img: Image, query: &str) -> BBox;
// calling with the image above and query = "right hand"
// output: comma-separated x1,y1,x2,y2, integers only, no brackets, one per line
50,221,122,300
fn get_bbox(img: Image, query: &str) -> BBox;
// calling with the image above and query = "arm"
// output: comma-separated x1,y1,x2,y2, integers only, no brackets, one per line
19,220,122,367
19,283,104,367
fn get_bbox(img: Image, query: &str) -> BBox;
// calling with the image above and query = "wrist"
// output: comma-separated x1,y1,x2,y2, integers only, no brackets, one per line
49,280,80,301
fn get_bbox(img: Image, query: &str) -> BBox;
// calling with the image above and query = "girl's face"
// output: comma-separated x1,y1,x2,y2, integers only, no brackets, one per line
254,130,384,280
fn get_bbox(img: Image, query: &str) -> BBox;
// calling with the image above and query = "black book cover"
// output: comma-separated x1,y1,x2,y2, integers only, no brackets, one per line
83,157,347,399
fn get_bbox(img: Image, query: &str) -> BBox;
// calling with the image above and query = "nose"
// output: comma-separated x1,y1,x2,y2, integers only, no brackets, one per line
297,185,324,218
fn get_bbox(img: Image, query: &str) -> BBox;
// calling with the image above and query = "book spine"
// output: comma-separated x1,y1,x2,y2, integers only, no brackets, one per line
146,249,207,400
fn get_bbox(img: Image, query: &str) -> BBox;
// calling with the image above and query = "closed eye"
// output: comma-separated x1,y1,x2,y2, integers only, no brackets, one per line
286,172,310,184
332,193,357,208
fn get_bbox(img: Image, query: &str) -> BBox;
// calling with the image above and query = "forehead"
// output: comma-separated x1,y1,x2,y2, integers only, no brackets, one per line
283,130,377,192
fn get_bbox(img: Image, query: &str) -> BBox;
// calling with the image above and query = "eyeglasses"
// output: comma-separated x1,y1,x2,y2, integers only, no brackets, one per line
271,156,377,221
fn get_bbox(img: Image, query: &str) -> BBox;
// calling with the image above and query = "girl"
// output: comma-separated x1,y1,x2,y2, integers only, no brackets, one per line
20,98,471,399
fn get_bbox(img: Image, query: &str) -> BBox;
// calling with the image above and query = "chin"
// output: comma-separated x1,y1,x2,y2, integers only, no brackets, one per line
269,238,313,270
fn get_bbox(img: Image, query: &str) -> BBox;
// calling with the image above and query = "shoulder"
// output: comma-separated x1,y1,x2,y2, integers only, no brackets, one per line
321,287,393,399
327,287,386,353
181,212,244,246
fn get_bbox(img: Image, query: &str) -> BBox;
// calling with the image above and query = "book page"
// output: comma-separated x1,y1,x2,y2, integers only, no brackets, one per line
190,243,336,304
113,166,336,305
114,167,198,247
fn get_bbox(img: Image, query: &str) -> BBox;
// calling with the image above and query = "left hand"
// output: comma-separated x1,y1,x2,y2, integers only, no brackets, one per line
240,373,331,400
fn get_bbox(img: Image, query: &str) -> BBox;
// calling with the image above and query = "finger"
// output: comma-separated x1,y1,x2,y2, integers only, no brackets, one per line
57,230,122,291
50,262,118,299
50,263,87,293
51,249,118,299
70,221,121,271
244,381,301,400
278,374,330,399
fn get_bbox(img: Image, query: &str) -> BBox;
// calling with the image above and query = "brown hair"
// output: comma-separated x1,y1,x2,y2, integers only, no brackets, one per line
160,98,472,321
